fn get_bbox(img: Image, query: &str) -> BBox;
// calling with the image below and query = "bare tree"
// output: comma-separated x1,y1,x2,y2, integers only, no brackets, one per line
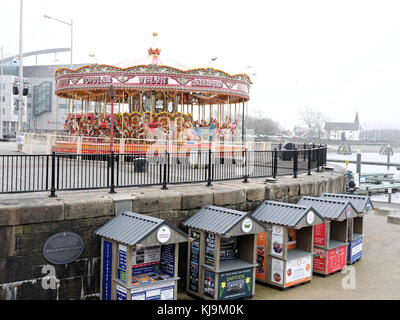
245,111,281,136
298,107,327,140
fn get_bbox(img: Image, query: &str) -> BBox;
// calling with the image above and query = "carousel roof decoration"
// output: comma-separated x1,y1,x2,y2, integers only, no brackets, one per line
148,32,162,65
54,32,252,105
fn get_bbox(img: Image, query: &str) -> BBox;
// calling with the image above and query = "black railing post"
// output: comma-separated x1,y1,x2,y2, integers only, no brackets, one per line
293,148,298,178
243,148,249,183
161,151,168,190
303,143,306,161
109,151,116,194
206,148,212,187
49,151,57,197
316,146,321,172
319,144,325,171
273,148,278,179
312,143,316,162
307,147,312,175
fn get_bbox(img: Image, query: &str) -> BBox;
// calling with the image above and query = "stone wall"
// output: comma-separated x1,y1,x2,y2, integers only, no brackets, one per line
0,166,346,300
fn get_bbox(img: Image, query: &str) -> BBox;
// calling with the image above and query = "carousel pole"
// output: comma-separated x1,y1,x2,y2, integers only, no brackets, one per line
109,86,116,152
108,86,116,194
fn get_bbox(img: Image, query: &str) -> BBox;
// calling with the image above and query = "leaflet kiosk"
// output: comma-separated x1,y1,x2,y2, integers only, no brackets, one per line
321,193,373,264
251,201,325,289
95,211,188,300
297,196,358,276
183,205,266,300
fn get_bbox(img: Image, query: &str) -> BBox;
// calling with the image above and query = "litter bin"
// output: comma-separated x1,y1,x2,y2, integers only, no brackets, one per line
281,142,294,161
134,157,148,172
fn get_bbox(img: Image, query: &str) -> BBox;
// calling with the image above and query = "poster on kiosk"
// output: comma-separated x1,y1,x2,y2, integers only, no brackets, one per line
320,193,373,264
251,200,325,289
297,196,358,276
95,211,188,300
183,205,266,300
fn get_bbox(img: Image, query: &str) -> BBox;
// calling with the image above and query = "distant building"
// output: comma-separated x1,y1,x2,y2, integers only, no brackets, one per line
0,48,85,138
324,112,360,141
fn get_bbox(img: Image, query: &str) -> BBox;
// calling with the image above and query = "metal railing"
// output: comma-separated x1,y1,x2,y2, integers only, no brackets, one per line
0,146,327,196
18,132,272,155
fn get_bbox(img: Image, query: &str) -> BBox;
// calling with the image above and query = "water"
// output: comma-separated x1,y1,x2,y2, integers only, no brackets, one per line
327,152,400,203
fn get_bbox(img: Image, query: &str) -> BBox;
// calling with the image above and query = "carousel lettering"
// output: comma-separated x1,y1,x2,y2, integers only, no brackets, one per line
57,79,70,87
82,76,113,84
139,76,169,85
236,84,248,93
191,79,223,88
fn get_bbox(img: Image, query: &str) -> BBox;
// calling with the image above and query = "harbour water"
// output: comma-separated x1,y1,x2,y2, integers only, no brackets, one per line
327,152,400,203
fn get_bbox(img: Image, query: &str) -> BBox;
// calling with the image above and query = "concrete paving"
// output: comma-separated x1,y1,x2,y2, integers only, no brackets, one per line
178,204,400,300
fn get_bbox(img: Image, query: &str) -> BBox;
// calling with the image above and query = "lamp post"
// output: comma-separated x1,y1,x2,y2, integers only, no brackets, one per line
109,86,116,153
109,86,116,194
17,0,24,134
43,15,73,69
242,66,256,142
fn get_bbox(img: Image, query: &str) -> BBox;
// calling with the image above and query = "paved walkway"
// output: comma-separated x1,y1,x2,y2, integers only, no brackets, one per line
178,203,400,300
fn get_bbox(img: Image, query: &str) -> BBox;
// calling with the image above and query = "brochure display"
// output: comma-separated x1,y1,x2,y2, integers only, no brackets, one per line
183,205,266,300
95,211,188,300
251,201,325,289
320,193,373,264
297,196,358,276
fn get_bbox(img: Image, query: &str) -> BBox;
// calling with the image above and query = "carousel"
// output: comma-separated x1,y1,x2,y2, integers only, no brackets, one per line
53,33,252,154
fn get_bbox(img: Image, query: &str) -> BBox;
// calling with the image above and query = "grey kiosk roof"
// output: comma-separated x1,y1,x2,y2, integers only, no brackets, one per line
297,196,358,220
95,211,187,246
183,205,265,235
251,200,324,228
321,193,373,213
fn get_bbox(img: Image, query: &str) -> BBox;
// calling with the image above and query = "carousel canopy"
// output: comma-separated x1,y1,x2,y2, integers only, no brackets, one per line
54,33,252,105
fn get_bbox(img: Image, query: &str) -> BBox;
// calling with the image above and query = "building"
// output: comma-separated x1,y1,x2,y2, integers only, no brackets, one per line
324,112,361,141
0,48,85,139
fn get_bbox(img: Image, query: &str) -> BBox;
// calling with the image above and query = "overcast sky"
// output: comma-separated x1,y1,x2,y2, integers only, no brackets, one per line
1,0,400,130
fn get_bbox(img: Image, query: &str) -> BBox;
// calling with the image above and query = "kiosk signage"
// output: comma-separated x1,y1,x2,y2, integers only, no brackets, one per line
218,268,253,300
320,193,373,265
95,211,187,300
256,232,268,280
183,205,265,300
298,196,358,276
251,200,325,289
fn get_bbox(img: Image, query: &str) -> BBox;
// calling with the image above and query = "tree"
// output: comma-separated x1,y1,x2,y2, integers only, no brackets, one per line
244,111,281,137
298,107,327,140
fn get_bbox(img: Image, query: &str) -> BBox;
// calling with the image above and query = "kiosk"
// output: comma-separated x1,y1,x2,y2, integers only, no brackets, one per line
95,211,188,300
297,196,358,276
251,201,325,289
321,193,373,264
183,205,265,300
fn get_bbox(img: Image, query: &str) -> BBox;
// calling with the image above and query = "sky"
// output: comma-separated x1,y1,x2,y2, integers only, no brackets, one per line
1,0,400,131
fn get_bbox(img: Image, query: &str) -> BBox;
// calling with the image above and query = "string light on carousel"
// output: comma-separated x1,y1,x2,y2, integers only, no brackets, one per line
54,32,252,154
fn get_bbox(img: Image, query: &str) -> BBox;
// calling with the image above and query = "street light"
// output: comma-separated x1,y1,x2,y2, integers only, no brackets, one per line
17,0,24,134
43,14,73,69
